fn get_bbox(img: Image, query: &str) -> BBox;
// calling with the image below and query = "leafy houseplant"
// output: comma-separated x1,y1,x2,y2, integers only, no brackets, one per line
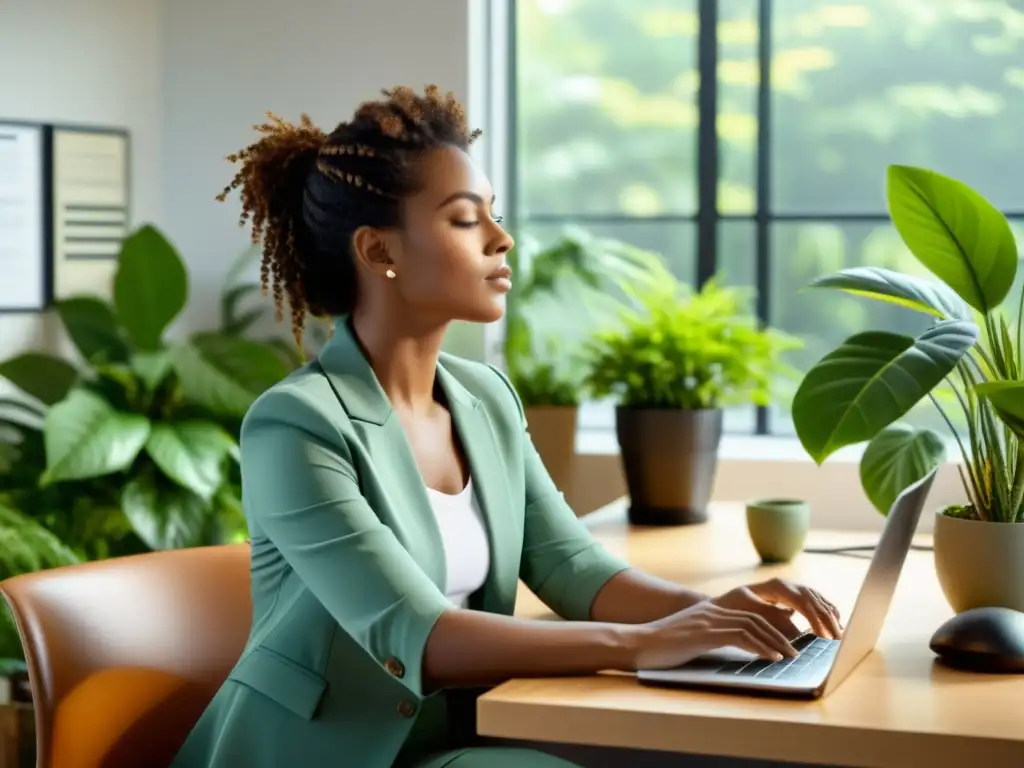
503,229,668,492
586,274,801,526
789,165,1024,613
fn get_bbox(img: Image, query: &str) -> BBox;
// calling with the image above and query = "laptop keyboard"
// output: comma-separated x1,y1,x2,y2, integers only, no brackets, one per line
711,633,840,681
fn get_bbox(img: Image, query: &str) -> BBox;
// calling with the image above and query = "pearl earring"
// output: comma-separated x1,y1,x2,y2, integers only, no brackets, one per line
385,268,396,279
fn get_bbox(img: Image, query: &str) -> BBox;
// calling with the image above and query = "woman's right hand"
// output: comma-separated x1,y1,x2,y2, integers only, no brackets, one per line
627,599,800,670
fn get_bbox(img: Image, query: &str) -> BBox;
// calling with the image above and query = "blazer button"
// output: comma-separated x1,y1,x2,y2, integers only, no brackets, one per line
397,700,417,718
385,657,405,678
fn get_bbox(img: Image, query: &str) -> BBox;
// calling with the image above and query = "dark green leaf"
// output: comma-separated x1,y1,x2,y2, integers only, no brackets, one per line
113,225,189,350
886,165,1018,313
859,424,946,515
792,320,978,464
169,333,290,417
974,381,1024,439
145,421,236,501
0,353,78,405
121,479,211,550
55,297,129,364
41,389,151,484
809,266,972,321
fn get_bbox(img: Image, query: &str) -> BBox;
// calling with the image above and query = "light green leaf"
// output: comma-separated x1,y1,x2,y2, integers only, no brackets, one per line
809,266,972,321
41,389,151,484
974,381,1024,439
886,165,1018,313
121,479,211,550
859,424,946,515
113,225,189,350
0,353,79,405
792,320,978,464
169,333,290,417
55,297,129,364
131,351,173,391
145,421,236,501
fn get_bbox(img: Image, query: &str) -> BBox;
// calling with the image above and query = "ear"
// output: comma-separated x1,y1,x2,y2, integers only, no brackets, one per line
351,226,394,278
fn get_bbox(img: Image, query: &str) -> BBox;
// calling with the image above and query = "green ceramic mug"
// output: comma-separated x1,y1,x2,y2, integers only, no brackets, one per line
746,499,811,564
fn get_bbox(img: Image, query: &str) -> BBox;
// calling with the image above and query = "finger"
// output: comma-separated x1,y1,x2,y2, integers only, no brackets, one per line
715,607,798,657
760,580,834,639
745,594,803,640
707,627,785,661
805,589,844,638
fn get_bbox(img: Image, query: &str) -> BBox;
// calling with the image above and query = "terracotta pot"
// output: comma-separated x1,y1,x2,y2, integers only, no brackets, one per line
615,407,722,526
933,510,1024,613
524,406,578,493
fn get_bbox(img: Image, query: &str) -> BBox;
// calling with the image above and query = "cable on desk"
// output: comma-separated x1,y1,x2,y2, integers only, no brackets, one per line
804,544,933,559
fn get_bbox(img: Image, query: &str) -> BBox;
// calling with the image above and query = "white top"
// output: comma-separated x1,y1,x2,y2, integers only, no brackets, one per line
425,479,491,608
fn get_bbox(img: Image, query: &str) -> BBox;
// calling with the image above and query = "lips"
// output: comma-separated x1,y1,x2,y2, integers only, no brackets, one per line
487,264,513,281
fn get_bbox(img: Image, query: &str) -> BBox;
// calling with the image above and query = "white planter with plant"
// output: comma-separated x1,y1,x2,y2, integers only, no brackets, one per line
585,274,799,526
790,165,1024,613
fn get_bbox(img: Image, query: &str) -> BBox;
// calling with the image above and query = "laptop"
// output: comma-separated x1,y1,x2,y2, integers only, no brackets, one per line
637,467,938,699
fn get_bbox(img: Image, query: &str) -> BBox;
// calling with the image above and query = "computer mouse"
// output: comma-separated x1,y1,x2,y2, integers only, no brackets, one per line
929,606,1024,673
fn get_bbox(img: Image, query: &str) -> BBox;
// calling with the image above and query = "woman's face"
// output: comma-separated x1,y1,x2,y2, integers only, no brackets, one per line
369,145,515,325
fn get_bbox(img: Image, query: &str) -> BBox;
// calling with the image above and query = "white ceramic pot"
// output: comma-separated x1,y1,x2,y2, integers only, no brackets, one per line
933,510,1024,613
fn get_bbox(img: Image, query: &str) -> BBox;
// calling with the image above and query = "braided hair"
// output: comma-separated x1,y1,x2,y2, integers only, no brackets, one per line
218,85,482,344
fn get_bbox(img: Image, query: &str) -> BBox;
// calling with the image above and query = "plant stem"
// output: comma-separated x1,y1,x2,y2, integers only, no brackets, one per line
1017,280,1024,370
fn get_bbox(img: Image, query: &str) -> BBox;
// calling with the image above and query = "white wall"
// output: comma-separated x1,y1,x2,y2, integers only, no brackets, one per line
1,0,487,358
0,0,164,362
160,0,485,356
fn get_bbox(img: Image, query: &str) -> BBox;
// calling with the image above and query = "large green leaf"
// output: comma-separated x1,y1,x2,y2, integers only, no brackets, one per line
974,381,1024,439
169,333,290,417
145,421,236,501
55,297,129,364
121,478,211,550
809,266,972,321
113,225,189,350
792,320,978,464
886,165,1018,313
0,353,78,405
41,389,151,484
859,424,947,515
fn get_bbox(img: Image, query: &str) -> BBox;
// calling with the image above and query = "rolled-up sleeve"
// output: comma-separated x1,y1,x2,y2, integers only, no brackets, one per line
241,390,451,699
487,366,631,621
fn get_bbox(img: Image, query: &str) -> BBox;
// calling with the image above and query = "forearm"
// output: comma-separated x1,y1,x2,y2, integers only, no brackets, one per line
422,608,638,691
589,568,708,624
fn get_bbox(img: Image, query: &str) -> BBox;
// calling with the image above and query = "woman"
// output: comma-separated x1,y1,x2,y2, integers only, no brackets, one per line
172,85,842,768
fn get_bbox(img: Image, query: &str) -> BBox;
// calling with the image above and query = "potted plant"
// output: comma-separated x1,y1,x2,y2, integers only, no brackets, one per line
585,274,800,526
790,165,1024,613
503,230,667,491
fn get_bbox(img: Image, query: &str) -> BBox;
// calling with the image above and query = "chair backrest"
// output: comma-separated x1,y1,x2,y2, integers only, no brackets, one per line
0,544,252,768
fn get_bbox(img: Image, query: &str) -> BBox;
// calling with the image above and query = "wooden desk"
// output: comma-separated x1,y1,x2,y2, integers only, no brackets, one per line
478,502,1024,767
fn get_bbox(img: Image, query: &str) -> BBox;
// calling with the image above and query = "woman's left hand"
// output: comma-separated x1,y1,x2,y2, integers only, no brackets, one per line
711,578,843,640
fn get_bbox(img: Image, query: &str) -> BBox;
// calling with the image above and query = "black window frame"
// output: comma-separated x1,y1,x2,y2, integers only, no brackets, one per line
507,0,1024,436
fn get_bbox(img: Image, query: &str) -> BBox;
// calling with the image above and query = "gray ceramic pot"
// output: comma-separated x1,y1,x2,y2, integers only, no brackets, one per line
933,510,1024,613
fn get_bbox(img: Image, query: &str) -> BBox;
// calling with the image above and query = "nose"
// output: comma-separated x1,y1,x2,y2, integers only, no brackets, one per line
491,224,514,256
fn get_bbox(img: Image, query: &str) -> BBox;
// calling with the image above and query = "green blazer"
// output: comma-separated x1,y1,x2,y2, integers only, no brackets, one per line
172,320,630,768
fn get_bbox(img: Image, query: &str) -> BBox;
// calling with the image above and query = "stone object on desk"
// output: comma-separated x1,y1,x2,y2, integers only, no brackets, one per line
929,606,1024,673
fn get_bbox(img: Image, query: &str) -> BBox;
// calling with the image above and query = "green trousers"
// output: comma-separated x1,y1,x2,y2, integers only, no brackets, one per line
411,747,581,767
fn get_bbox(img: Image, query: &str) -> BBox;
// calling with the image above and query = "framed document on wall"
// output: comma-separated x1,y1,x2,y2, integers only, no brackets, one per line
0,121,48,312
48,125,130,301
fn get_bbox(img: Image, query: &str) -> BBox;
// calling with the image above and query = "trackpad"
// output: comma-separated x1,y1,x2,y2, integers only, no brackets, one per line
679,646,759,669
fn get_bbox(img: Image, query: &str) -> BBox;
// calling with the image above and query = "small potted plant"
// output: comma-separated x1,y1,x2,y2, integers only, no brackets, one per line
584,274,800,526
790,165,1024,613
504,230,667,492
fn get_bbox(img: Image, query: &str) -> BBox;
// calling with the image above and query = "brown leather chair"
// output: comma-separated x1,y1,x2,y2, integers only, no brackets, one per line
0,544,252,767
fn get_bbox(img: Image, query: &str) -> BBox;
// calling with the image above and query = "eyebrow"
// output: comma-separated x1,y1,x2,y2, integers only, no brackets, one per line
436,191,496,209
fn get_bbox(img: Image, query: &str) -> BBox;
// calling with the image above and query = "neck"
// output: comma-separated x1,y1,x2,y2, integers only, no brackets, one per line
350,308,449,412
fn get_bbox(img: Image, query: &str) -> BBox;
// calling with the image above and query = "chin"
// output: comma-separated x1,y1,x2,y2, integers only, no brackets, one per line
460,300,505,324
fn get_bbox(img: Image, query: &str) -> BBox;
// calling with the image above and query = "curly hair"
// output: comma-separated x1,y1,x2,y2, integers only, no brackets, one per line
218,85,482,344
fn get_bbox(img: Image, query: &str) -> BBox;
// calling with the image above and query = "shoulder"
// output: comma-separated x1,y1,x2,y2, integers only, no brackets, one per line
240,361,348,443
438,353,525,424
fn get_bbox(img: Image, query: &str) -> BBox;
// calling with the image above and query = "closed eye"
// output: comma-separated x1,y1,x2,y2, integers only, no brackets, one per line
452,214,504,228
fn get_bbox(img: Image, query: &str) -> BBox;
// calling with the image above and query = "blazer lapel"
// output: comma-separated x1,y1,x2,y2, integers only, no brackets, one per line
316,319,446,591
436,363,519,616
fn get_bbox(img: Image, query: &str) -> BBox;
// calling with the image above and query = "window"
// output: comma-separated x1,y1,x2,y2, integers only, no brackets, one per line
512,0,1024,437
